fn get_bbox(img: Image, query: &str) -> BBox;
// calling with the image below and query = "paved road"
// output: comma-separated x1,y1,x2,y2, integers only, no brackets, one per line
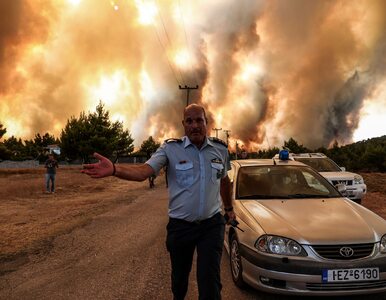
0,185,384,300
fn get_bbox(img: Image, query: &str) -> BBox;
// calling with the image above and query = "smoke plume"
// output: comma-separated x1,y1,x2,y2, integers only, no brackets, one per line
0,0,385,149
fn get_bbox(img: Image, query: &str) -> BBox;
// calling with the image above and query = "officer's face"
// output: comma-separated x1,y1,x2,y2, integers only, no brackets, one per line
182,106,207,148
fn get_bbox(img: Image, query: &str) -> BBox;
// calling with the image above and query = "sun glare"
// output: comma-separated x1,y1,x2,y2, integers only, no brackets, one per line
172,4,182,22
4,118,26,138
214,112,224,126
135,0,158,25
87,71,131,107
239,64,263,81
54,123,62,133
112,113,126,123
353,100,386,142
67,0,81,6
110,1,119,11
174,49,191,69
30,45,44,55
140,70,156,103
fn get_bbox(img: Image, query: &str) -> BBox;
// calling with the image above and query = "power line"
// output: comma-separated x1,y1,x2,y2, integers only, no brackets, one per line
155,0,186,85
179,85,199,106
142,0,182,85
177,0,200,86
152,24,182,86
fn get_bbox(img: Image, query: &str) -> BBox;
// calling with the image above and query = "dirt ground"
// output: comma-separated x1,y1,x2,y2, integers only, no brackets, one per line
0,166,153,269
0,167,385,274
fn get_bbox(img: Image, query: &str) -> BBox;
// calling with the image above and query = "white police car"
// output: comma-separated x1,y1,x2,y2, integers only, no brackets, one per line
273,152,366,204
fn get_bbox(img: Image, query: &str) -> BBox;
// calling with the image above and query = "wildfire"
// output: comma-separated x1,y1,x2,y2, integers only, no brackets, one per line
135,0,158,25
0,0,385,149
4,117,25,139
86,71,132,108
67,0,81,6
173,49,191,70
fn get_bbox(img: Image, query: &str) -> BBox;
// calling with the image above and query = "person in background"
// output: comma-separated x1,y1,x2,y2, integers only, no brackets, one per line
44,153,59,193
81,104,235,300
148,173,156,188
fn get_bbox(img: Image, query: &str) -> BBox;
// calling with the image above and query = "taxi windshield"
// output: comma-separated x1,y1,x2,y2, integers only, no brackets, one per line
236,165,340,199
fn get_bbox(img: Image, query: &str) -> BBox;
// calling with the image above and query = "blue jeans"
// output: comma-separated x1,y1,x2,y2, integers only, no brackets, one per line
45,173,56,192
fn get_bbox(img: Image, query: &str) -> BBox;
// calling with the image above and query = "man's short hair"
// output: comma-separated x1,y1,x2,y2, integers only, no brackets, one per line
183,104,207,121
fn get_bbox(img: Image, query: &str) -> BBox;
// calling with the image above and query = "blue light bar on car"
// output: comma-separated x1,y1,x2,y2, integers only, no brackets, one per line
279,149,289,160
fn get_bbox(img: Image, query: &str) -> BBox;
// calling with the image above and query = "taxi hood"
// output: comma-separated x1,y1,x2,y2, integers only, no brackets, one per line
240,198,386,245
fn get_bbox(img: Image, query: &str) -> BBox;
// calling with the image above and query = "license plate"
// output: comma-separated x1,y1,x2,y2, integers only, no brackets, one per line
322,268,379,283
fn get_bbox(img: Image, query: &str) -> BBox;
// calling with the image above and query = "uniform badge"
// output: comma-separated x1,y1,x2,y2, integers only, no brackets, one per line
211,158,223,164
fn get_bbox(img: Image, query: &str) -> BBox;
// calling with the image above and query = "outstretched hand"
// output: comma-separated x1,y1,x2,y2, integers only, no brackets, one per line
81,153,114,178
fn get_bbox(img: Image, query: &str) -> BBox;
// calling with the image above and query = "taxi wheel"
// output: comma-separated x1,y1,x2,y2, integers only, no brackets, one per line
230,233,246,288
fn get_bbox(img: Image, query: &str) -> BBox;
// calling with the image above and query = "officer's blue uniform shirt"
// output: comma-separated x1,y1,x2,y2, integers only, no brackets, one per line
146,136,231,222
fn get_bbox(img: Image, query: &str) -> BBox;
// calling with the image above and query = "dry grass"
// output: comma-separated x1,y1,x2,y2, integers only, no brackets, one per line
0,168,384,269
0,167,152,262
361,172,386,194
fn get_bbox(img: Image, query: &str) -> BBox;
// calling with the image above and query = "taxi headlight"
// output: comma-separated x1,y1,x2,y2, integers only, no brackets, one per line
353,175,364,184
255,235,307,256
381,235,386,253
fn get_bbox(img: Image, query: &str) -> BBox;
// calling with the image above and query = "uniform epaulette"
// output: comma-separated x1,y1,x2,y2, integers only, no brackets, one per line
209,137,228,147
165,138,183,143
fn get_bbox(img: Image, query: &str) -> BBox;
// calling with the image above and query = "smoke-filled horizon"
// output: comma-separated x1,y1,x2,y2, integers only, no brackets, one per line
1,0,385,150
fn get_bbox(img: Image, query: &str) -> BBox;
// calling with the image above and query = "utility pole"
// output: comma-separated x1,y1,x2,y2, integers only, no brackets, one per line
223,129,231,146
179,85,199,106
212,127,222,138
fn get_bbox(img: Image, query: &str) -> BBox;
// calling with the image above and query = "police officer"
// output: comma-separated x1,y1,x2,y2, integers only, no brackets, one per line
81,104,235,300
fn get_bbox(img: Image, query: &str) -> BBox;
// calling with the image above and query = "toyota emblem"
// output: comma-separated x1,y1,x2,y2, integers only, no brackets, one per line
339,246,354,257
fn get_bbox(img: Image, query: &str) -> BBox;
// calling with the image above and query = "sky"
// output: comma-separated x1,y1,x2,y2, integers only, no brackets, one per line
0,0,385,150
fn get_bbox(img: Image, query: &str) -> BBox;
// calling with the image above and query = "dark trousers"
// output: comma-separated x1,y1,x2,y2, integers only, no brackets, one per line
166,212,225,300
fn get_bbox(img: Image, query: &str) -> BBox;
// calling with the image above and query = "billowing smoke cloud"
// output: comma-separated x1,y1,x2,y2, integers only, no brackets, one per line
0,0,385,149
246,0,386,148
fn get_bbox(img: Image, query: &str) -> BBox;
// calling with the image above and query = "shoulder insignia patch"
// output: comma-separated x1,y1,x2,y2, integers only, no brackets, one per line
165,138,183,143
209,137,228,147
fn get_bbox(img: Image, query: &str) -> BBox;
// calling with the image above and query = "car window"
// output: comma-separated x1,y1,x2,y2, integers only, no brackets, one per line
294,157,341,172
236,165,340,199
302,171,330,193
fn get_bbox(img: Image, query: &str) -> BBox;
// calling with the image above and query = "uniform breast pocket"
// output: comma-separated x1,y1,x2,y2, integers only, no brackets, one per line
211,163,224,183
175,162,194,188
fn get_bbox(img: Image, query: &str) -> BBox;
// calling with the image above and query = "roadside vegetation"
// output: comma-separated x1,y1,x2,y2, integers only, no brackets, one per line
0,102,159,164
254,136,386,172
0,102,385,172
